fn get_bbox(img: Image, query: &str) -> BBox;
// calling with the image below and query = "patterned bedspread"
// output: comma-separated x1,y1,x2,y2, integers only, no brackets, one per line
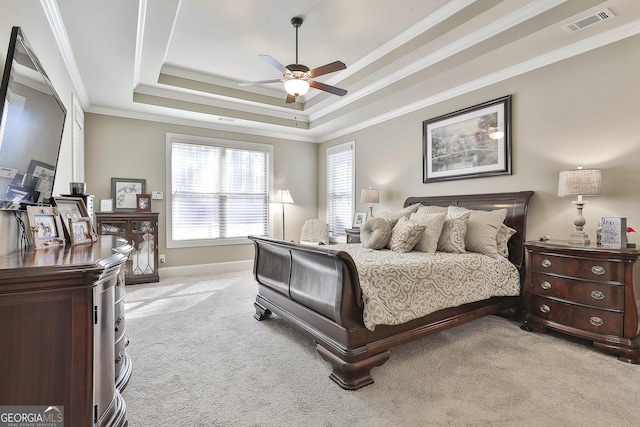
333,244,521,331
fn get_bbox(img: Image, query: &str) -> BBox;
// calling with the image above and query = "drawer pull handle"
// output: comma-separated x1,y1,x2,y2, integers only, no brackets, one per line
540,281,552,290
541,259,552,268
589,316,604,327
591,290,605,300
591,265,605,275
539,304,550,314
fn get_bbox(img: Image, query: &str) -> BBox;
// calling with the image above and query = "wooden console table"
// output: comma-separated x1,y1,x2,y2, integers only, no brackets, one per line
0,236,132,426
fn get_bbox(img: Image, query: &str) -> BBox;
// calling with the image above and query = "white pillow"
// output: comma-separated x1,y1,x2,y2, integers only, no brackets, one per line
416,205,447,215
497,224,517,257
437,208,471,253
449,206,507,256
360,218,392,250
409,212,447,253
378,203,421,227
388,217,426,253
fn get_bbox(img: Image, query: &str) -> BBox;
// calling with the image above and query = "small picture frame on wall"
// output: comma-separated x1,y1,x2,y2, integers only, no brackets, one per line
111,177,146,211
600,217,627,248
69,217,98,245
26,206,66,249
136,194,152,212
352,212,367,228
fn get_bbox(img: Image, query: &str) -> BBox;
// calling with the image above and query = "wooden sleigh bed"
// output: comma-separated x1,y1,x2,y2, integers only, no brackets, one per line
250,191,533,389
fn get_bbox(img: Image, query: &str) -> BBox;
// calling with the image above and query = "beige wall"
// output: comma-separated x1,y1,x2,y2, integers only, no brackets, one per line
0,2,79,257
84,114,317,267
1,4,637,263
320,35,640,245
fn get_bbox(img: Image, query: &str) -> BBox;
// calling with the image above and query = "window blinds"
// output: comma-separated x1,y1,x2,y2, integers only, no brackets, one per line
327,143,353,237
170,140,270,243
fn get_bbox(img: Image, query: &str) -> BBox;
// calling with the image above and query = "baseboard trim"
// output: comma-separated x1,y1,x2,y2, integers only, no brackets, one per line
158,260,253,279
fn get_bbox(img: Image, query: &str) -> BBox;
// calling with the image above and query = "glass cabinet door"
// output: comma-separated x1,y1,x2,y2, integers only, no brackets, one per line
100,221,127,239
131,221,155,277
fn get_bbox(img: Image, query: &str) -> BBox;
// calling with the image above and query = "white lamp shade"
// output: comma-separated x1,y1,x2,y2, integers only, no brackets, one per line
284,79,310,96
273,189,295,204
558,168,602,197
360,188,379,204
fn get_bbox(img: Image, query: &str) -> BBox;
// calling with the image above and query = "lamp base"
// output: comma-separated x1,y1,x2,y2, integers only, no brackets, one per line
568,231,590,246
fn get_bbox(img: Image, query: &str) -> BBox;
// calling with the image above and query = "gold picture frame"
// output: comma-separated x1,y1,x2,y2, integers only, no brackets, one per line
26,205,66,249
69,217,98,245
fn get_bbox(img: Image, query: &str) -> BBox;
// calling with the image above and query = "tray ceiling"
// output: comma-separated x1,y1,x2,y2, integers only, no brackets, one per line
53,0,640,142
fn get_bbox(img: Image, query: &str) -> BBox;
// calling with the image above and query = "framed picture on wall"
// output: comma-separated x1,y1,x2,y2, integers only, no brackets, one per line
111,178,146,211
423,95,512,183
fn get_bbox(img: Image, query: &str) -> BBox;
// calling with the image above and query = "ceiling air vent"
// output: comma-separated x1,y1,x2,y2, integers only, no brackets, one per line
562,8,614,33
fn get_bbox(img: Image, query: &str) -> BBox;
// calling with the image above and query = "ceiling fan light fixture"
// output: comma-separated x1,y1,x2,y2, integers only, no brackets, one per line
284,75,310,96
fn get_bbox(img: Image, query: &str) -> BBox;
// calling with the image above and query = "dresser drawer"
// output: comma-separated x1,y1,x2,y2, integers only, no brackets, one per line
530,272,624,310
530,252,623,282
531,295,623,336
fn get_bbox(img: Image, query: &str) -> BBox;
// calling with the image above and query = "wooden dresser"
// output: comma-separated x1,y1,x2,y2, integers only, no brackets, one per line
522,240,640,362
0,236,132,426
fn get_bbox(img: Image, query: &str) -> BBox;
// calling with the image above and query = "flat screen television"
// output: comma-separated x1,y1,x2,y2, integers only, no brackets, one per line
0,26,66,210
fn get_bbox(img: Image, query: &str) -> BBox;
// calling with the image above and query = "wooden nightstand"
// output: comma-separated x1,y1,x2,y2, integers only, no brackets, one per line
345,228,361,244
522,240,640,363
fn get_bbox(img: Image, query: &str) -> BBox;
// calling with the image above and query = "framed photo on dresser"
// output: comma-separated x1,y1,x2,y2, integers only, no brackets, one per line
600,217,627,248
26,205,65,249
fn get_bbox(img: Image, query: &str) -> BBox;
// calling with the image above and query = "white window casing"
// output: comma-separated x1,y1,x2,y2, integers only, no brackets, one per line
166,133,273,248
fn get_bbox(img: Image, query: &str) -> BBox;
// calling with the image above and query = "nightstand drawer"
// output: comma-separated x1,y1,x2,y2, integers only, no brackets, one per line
530,252,623,282
530,272,624,310
531,295,623,336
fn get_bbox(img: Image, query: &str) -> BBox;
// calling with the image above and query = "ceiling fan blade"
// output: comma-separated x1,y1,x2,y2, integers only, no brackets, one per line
239,79,283,87
309,81,347,97
285,94,296,103
308,61,346,78
258,54,288,73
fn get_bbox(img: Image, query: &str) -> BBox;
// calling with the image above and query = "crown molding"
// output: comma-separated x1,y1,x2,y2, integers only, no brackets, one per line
40,0,89,108
319,19,640,142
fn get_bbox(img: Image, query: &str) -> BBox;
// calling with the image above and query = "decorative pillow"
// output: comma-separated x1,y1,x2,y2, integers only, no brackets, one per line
377,203,421,227
497,224,517,257
409,212,447,253
449,206,507,256
437,208,471,253
416,205,447,215
388,217,426,253
360,218,392,250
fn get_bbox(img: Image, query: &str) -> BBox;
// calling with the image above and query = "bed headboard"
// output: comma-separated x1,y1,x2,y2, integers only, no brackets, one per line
403,191,534,270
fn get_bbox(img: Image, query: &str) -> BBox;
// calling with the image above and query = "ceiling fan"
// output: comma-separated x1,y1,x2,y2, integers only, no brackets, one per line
239,17,348,103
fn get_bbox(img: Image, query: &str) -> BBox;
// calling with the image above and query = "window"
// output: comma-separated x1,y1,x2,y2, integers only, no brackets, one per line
327,142,354,238
166,133,272,247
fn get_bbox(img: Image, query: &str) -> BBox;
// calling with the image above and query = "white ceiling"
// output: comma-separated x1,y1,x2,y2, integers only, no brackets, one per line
52,0,640,142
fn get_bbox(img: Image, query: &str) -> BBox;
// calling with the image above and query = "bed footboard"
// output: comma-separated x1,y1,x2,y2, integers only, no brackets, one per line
250,236,389,389
250,236,364,329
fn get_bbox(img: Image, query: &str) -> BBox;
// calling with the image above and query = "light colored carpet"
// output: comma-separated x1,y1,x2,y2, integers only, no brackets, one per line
122,272,640,426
